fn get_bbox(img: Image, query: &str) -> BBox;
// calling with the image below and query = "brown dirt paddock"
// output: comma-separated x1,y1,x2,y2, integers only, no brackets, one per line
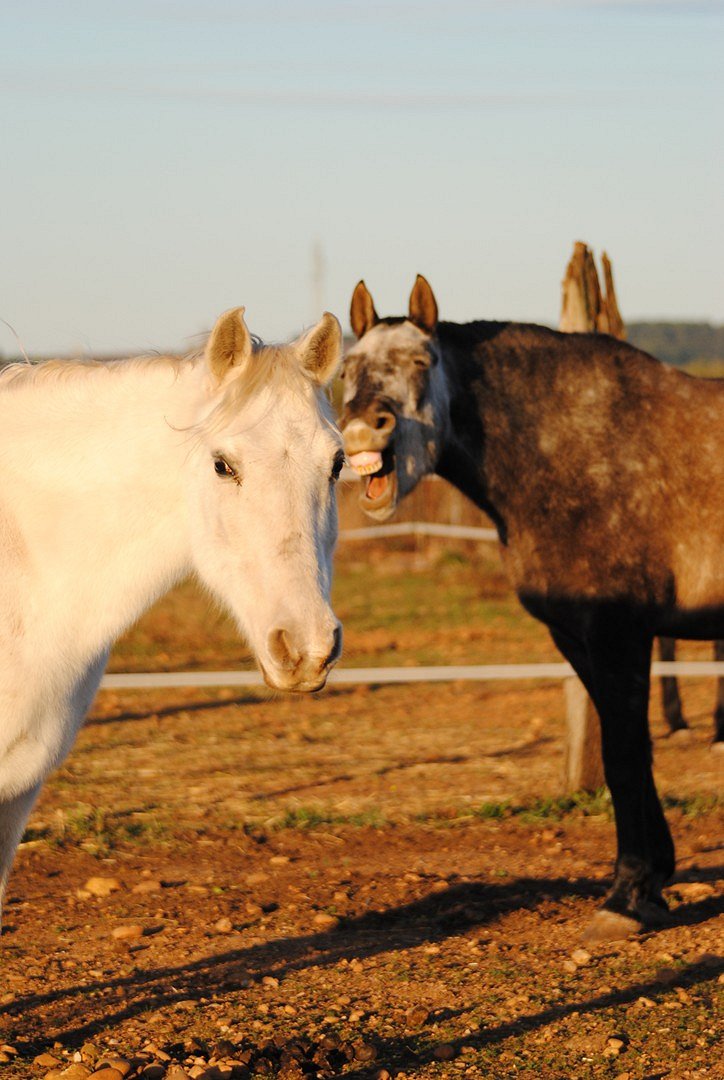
1,535,722,1079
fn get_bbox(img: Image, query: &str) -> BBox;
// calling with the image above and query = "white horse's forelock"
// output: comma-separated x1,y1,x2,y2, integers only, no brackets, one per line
193,339,325,439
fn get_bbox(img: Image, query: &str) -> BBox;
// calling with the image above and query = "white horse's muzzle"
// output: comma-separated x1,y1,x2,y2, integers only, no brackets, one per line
261,621,342,693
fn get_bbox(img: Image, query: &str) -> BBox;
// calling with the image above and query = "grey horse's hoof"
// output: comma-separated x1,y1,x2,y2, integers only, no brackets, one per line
582,897,672,944
582,909,642,944
636,898,672,927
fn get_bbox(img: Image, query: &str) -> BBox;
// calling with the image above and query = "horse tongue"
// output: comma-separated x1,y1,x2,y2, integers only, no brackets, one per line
367,474,389,500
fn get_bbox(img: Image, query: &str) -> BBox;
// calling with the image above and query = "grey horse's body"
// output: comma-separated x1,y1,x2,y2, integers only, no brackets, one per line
340,276,724,941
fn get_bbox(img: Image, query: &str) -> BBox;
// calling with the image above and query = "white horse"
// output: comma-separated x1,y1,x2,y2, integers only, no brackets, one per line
0,306,344,923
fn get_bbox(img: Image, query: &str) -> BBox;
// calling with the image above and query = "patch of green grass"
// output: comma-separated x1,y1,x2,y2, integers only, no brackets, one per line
683,359,724,378
271,805,387,831
21,823,52,843
661,793,723,816
30,803,168,856
333,565,526,635
471,800,511,820
516,789,613,823
435,548,472,568
418,789,613,826
419,789,724,828
267,790,722,835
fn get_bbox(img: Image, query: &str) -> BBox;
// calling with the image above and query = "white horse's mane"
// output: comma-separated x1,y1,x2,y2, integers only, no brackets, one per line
0,337,323,436
0,351,184,387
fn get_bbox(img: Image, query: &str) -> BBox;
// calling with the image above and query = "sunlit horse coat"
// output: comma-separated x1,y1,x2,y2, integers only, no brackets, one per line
0,307,344,924
340,275,724,941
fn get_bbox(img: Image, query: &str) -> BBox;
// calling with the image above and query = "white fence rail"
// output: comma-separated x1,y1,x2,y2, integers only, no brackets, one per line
339,522,498,542
100,519,723,693
100,661,724,692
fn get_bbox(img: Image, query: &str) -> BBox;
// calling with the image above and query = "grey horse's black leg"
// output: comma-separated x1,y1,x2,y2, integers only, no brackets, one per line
714,641,724,745
551,612,674,941
658,637,688,733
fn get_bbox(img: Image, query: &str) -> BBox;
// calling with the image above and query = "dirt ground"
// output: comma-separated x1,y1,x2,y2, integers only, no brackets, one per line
1,540,722,1079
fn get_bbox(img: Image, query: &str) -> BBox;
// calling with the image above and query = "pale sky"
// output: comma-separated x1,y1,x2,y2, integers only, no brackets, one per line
1,0,722,355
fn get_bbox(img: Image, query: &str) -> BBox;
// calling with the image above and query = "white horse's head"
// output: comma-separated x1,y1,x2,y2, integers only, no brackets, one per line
188,307,344,692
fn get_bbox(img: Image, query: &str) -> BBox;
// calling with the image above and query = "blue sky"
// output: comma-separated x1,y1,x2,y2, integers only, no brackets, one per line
1,0,722,354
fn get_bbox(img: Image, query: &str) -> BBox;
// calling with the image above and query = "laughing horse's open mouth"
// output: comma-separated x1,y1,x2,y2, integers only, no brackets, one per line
347,445,397,514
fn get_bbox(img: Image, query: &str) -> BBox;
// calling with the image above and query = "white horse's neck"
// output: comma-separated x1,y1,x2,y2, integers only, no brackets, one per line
0,357,204,671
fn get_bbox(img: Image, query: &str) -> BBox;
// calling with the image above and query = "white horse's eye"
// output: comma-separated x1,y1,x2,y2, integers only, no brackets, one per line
330,451,345,483
213,456,237,481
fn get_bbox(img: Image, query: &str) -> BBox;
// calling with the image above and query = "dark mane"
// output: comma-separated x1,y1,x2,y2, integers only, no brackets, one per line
438,318,665,368
438,318,513,347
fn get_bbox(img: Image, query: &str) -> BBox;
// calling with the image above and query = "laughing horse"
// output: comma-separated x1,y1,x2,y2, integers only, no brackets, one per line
340,275,724,942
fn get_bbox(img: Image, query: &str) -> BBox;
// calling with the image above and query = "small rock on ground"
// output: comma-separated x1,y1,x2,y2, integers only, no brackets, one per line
82,878,122,898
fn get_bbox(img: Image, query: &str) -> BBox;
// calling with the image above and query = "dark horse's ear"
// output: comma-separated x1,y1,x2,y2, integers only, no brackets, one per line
408,275,438,335
350,280,379,339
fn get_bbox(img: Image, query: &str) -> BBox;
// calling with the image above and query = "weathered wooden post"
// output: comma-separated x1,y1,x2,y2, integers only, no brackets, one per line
560,241,625,339
558,241,626,791
563,675,604,792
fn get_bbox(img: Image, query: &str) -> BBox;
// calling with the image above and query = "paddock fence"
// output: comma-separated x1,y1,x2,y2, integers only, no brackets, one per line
100,660,724,692
101,477,724,691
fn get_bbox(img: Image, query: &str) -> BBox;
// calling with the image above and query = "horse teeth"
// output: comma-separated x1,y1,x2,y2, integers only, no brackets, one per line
348,451,383,476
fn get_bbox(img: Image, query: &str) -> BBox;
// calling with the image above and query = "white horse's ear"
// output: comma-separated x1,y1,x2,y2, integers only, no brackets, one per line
350,280,379,339
408,274,438,335
296,312,342,387
205,306,253,383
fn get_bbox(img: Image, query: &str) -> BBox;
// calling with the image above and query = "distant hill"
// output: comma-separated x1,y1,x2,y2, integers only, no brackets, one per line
4,322,724,374
627,322,724,368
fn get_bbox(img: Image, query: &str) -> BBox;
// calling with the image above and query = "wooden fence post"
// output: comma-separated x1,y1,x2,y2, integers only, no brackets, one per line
558,241,626,792
563,676,604,791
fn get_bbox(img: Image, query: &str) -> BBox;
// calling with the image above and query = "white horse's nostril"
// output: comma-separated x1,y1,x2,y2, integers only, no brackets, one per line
267,620,342,686
326,624,343,668
268,628,301,671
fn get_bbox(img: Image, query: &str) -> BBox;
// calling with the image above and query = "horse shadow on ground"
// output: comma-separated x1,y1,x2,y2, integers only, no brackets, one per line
86,691,267,727
85,687,556,804
85,685,558,766
339,945,723,1080
2,865,722,1055
87,684,386,728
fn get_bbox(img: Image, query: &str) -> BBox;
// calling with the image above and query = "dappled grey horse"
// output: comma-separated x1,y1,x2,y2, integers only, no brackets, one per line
339,275,724,942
